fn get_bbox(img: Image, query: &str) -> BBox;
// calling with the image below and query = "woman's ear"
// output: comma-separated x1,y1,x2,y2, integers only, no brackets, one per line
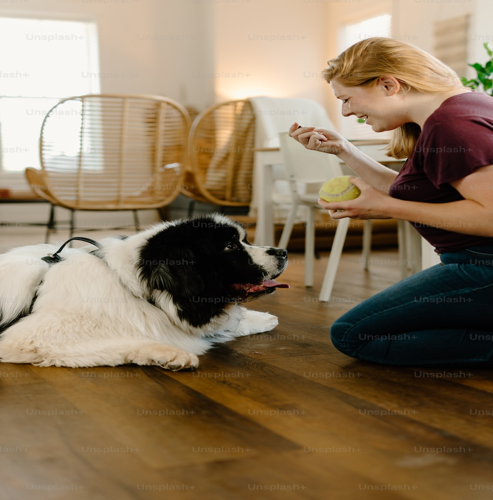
378,75,401,96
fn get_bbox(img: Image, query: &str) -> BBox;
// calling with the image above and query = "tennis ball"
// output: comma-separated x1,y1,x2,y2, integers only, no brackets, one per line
319,176,361,203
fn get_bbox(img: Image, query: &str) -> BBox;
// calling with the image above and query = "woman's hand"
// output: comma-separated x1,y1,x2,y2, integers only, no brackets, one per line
318,177,393,220
288,122,350,156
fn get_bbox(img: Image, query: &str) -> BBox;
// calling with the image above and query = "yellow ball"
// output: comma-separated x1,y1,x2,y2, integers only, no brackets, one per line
319,176,361,203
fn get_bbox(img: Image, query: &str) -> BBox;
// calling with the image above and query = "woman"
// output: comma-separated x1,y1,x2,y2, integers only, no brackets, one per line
289,37,493,366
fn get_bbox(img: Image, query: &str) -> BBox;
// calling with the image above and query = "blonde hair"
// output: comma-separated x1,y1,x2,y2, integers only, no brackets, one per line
323,37,465,159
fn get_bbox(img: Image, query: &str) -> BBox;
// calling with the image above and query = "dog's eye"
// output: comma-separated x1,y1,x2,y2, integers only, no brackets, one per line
224,242,238,252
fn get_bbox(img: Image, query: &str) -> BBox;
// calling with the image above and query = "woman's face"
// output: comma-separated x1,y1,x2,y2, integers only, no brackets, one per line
330,77,407,132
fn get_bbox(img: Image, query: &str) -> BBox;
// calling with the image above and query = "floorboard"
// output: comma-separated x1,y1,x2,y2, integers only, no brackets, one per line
1,226,491,499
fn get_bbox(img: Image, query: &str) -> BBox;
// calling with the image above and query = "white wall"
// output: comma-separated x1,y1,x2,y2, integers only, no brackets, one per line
212,0,330,106
470,0,493,64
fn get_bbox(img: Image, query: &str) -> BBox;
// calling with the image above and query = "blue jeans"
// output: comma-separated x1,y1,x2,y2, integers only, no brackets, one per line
331,245,493,366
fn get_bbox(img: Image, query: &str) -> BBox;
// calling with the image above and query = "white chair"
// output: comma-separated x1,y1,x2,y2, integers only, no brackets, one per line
277,132,422,301
248,96,335,220
276,132,373,302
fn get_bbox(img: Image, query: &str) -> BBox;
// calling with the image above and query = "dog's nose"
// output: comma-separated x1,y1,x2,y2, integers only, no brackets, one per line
266,247,288,258
275,249,288,258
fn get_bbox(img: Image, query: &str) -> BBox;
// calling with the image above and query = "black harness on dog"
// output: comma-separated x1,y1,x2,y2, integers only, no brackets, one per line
41,237,103,265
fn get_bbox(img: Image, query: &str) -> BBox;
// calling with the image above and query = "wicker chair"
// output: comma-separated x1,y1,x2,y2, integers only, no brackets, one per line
182,99,255,216
26,94,190,242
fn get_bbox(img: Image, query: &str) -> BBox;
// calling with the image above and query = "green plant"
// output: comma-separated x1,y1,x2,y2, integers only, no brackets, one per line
461,42,493,95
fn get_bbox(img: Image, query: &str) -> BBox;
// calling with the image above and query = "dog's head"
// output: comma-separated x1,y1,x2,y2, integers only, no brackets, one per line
138,214,288,327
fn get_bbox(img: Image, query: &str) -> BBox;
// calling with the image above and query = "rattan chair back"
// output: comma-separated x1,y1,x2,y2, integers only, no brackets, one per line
185,99,255,207
36,94,190,210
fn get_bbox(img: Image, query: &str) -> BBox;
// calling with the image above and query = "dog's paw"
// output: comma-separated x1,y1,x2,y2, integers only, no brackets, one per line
236,310,279,336
145,345,199,371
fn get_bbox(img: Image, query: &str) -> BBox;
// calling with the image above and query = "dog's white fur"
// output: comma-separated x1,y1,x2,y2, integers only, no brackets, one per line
0,216,282,370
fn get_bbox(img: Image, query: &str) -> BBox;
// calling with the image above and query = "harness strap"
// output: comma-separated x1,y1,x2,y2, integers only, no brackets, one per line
41,237,103,265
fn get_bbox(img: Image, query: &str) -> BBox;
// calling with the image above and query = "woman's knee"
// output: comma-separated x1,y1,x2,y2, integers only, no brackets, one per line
330,318,358,356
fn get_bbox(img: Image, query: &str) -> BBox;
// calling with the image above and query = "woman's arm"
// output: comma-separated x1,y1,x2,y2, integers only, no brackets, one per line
393,163,493,237
289,123,398,193
322,165,493,238
383,197,493,237
337,141,398,193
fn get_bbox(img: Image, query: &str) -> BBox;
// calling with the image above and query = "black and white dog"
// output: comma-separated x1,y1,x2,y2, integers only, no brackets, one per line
0,214,288,370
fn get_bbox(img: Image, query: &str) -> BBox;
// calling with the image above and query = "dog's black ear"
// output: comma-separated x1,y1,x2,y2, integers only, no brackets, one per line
143,247,204,299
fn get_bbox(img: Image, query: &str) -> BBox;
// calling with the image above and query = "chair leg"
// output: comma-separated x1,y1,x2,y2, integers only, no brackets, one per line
157,206,168,221
187,200,195,218
361,219,372,270
304,207,316,287
397,220,408,280
278,202,299,249
319,217,350,302
45,204,55,244
133,210,140,232
69,210,75,238
68,210,75,247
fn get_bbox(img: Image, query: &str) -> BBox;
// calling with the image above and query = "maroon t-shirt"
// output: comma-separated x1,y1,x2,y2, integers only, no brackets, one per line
389,91,493,254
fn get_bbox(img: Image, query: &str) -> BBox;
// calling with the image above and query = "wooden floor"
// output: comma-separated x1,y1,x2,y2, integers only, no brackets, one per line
1,226,493,500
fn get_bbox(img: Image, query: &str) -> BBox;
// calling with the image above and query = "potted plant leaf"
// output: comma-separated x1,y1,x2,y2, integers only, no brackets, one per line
461,42,493,95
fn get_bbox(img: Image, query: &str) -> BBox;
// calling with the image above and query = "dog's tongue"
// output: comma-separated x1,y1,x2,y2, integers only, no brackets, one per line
230,279,290,298
262,279,289,289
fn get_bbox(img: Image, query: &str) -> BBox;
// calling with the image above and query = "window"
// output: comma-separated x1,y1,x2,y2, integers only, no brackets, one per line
0,16,100,176
338,14,392,140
